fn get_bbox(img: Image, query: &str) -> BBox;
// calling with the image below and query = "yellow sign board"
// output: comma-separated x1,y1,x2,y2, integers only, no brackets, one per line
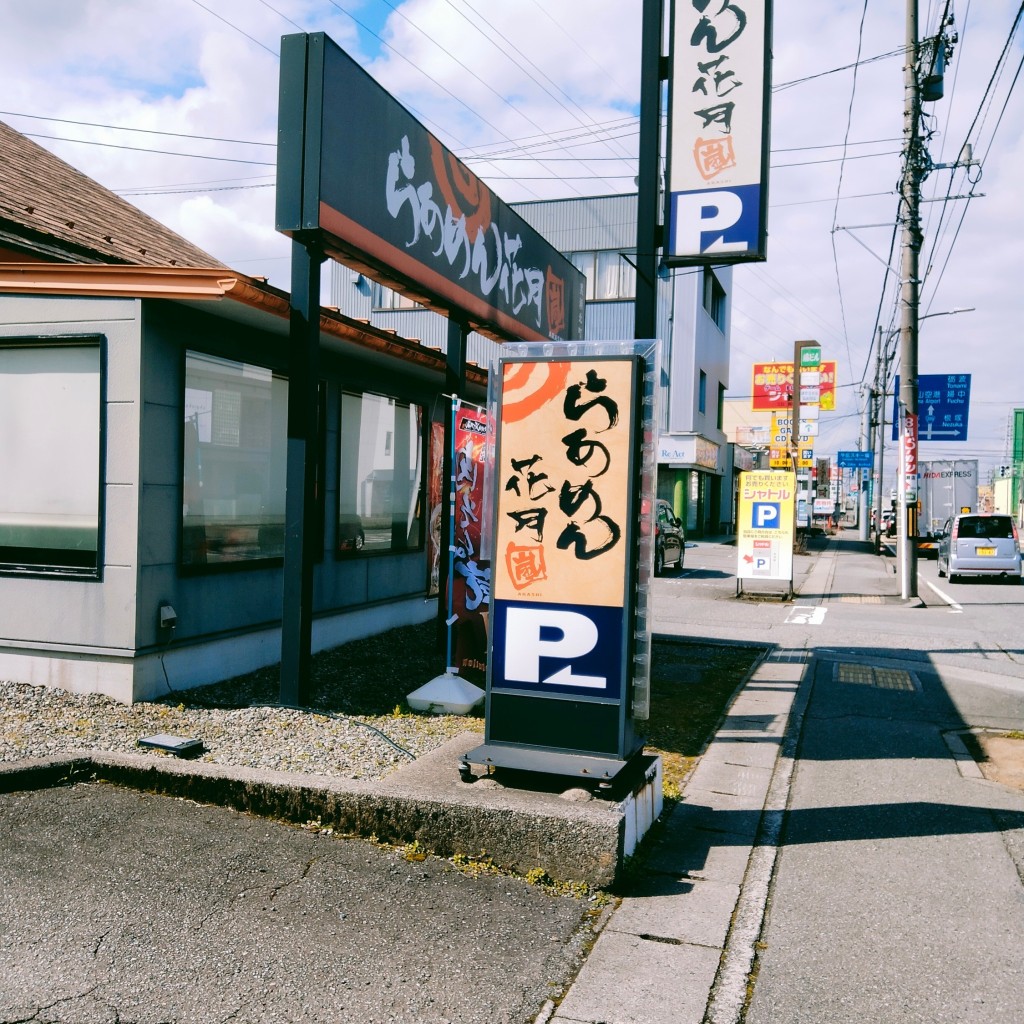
769,414,814,468
736,471,795,581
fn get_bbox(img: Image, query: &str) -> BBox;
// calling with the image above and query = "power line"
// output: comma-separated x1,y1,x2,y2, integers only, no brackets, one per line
21,131,276,166
0,110,273,147
828,0,871,395
189,0,278,57
773,46,908,91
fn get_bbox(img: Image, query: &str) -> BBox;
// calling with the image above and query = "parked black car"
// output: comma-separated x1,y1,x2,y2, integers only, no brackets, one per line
654,498,685,575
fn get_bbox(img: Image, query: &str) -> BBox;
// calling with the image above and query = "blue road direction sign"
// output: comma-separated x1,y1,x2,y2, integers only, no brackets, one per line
838,450,874,469
891,374,971,441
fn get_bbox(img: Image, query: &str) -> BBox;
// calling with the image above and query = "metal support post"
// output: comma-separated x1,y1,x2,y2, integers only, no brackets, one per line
898,0,923,599
437,316,468,654
280,239,324,706
859,389,870,540
635,0,663,340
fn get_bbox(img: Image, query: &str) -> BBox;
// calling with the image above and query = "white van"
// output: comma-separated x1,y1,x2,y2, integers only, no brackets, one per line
937,513,1022,583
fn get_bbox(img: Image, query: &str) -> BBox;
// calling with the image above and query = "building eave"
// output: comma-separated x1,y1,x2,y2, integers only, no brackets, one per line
0,263,487,389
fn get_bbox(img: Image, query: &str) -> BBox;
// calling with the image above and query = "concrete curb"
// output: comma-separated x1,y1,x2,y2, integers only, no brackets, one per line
551,646,810,1024
0,733,644,887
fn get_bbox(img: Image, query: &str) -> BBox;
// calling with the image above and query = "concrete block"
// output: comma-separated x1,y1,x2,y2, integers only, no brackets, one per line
555,931,719,1024
610,876,741,949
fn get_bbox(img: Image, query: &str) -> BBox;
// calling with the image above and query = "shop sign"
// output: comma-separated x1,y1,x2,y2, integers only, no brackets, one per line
490,355,642,700
736,470,794,580
752,361,836,412
665,0,773,263
276,32,585,343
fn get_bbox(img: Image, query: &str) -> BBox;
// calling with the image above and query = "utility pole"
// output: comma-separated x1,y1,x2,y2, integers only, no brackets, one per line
858,389,870,540
898,0,924,600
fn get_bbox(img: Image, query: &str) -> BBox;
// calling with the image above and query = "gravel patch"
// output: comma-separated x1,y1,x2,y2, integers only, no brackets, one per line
1,621,482,781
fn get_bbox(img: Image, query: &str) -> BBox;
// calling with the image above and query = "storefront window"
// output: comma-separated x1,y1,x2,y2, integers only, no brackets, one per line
0,340,102,575
338,392,424,555
182,352,288,567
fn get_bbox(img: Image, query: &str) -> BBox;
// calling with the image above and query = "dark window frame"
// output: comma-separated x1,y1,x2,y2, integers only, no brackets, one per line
702,269,726,330
178,349,327,576
335,389,428,560
0,335,106,581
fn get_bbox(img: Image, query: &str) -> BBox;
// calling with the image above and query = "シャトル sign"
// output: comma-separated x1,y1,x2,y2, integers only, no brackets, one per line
736,470,795,581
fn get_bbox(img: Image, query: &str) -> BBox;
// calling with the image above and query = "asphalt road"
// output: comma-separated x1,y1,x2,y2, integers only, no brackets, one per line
0,783,599,1024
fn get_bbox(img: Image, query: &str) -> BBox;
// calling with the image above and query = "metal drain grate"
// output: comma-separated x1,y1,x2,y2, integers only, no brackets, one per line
835,663,917,691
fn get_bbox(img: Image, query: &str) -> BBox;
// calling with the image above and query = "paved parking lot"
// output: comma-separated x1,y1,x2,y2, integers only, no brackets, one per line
0,782,599,1024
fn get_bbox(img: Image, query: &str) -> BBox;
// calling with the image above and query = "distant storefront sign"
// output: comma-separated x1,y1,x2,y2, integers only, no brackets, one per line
752,361,836,412
665,0,773,264
276,32,585,343
658,435,722,472
799,345,822,368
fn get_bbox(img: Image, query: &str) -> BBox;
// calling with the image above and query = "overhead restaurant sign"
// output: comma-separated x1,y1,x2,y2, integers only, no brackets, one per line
665,0,772,264
276,32,585,344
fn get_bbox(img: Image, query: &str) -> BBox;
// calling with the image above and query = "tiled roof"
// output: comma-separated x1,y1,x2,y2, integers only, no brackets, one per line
0,119,224,268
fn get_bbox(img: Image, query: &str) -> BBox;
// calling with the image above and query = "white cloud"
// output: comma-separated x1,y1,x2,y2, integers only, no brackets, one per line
0,0,1020,475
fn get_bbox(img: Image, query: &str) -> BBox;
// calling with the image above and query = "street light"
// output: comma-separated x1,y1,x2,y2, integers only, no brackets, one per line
920,306,975,321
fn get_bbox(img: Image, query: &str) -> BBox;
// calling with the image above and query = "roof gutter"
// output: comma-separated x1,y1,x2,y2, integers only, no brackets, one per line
0,263,488,387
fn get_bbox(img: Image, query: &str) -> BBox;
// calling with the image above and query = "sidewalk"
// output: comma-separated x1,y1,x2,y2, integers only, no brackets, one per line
550,533,1024,1024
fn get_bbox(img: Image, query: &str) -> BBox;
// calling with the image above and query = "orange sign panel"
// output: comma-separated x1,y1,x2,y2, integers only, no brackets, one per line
493,357,639,608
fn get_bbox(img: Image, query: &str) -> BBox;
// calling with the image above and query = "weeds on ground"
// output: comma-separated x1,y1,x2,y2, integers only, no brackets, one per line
644,639,765,797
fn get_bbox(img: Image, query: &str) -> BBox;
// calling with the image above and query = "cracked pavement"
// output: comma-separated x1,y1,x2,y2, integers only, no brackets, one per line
0,783,600,1023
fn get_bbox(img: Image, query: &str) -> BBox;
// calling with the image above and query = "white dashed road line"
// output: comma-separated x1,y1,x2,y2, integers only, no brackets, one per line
784,605,827,625
923,578,963,613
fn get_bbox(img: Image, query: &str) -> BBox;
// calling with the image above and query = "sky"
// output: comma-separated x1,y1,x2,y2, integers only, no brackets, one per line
0,0,1021,482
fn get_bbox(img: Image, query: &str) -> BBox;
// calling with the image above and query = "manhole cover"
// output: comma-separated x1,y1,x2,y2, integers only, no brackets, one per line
835,663,916,691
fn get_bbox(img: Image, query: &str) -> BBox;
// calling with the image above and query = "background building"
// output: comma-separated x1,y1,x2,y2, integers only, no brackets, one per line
332,193,735,537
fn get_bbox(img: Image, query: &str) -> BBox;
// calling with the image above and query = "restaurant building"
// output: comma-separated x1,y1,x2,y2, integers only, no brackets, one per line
0,121,483,703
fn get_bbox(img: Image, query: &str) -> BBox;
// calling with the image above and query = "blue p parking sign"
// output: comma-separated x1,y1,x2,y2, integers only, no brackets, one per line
491,600,623,699
752,502,782,530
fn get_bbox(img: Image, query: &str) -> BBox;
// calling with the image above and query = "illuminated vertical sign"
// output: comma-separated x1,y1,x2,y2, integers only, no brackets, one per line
665,0,773,263
903,411,919,502
490,356,641,701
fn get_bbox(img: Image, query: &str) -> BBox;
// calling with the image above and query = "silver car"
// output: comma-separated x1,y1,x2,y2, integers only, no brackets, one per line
937,512,1022,584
